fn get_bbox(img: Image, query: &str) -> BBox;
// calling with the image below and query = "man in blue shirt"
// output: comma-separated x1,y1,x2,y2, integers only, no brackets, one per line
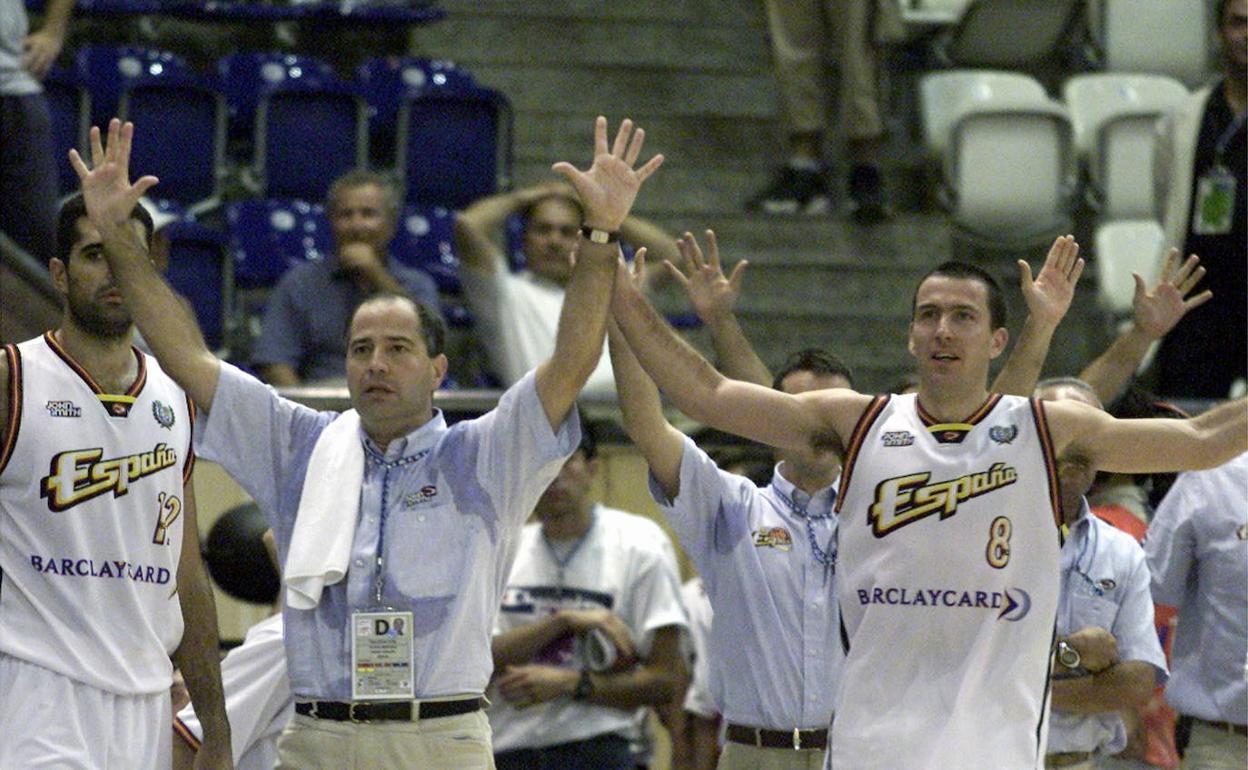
71,115,663,768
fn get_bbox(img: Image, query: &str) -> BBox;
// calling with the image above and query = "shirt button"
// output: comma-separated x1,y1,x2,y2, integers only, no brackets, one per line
418,514,426,522
354,558,365,568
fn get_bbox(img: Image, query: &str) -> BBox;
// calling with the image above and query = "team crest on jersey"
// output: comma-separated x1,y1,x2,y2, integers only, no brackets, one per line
753,527,793,551
403,485,438,508
151,400,176,429
881,431,914,447
989,424,1018,444
40,443,179,512
45,400,81,418
869,462,1018,537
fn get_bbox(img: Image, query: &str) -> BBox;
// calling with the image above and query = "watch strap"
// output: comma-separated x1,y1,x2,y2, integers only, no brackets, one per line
580,225,620,244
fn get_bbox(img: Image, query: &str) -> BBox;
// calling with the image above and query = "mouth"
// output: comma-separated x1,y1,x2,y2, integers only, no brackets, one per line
99,290,124,303
931,353,959,363
362,384,395,397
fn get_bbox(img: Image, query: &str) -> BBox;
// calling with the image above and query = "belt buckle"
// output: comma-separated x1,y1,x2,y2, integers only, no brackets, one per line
349,702,366,723
793,728,801,750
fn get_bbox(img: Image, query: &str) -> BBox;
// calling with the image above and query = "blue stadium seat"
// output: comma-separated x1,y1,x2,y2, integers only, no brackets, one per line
395,74,512,209
118,71,226,211
390,203,461,295
43,66,89,196
163,220,231,350
218,52,337,156
227,199,332,290
356,57,465,165
75,45,192,130
255,78,369,201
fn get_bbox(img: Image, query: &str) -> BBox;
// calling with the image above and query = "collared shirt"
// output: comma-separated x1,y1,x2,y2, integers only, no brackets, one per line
1048,503,1168,755
252,255,442,383
650,435,840,730
1146,453,1248,723
0,3,39,96
196,362,579,700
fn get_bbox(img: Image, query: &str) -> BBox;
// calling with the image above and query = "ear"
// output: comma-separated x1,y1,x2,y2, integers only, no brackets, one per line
430,353,449,389
989,327,1009,360
907,323,917,358
49,257,69,294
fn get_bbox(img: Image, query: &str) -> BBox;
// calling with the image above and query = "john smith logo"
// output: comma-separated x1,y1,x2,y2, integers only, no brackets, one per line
753,527,793,551
881,431,915,447
151,401,176,429
989,424,1018,444
403,485,438,508
869,463,1018,537
46,400,81,418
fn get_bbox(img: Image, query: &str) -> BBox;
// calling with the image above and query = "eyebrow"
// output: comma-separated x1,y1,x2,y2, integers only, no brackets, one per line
349,334,418,345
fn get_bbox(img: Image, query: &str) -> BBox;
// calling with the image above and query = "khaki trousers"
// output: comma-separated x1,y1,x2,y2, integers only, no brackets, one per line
717,741,827,770
1181,721,1248,770
276,709,495,770
763,0,902,140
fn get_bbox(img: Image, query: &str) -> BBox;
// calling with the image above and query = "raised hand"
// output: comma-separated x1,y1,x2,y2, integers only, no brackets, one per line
1132,248,1212,340
665,230,748,325
551,117,663,232
68,119,159,234
1017,235,1085,328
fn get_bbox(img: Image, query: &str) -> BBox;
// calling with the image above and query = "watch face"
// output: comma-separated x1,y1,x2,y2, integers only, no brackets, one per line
1058,644,1080,668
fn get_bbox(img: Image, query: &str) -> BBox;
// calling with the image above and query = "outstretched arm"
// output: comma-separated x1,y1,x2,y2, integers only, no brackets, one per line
1047,397,1248,474
532,117,664,430
618,213,680,290
453,182,571,275
666,230,772,387
1079,249,1211,404
70,120,222,411
992,235,1085,395
611,257,867,454
608,260,687,496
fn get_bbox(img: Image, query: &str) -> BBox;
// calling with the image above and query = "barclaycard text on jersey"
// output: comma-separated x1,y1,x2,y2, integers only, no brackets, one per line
28,554,172,584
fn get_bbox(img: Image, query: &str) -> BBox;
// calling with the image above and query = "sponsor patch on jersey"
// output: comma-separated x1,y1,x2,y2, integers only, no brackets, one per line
856,584,1032,622
28,554,172,585
151,400,176,429
753,527,793,551
45,400,81,418
40,443,180,512
1096,578,1117,591
989,424,1018,444
881,430,915,447
403,485,438,508
869,463,1018,537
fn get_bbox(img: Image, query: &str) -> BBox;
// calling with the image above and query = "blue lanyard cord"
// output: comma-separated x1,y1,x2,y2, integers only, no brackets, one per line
1065,518,1103,607
541,509,596,598
774,487,837,572
1214,110,1247,163
366,446,430,605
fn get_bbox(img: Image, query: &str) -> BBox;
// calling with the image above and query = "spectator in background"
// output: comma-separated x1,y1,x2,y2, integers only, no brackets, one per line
1035,379,1168,770
488,424,689,770
453,181,679,399
746,0,903,222
1152,0,1246,398
0,0,73,263
1145,453,1248,769
666,576,719,770
253,170,441,386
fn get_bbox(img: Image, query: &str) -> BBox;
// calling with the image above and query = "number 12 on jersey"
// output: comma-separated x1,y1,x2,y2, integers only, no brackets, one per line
152,492,182,545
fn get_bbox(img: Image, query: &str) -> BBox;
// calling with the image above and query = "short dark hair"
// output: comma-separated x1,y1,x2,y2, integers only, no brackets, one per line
772,348,855,391
912,261,1007,330
1035,376,1103,410
521,192,584,226
328,170,402,220
349,293,446,358
55,193,154,265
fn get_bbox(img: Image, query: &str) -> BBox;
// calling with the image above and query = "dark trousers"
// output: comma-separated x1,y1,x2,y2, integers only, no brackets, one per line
495,733,633,770
0,93,59,264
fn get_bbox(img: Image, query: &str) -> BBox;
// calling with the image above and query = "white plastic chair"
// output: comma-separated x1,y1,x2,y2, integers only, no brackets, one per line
1099,0,1212,86
920,70,1049,158
1064,73,1189,218
1094,219,1166,315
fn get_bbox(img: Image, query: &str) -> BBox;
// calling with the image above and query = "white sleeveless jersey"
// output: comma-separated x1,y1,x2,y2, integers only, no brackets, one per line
0,333,194,695
830,393,1061,770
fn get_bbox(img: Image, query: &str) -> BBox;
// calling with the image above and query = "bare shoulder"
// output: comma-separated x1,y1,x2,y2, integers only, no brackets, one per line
1036,397,1112,454
800,388,878,450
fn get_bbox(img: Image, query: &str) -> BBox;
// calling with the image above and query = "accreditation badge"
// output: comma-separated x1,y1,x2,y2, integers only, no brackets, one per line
1192,167,1237,235
351,609,415,700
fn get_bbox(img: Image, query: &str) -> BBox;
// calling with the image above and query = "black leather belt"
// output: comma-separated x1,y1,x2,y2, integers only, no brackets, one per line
1045,751,1092,768
725,723,828,750
295,696,483,722
1193,717,1248,736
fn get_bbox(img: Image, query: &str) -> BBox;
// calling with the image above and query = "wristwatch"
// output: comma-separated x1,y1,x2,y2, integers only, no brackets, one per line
580,225,619,244
1056,640,1082,670
572,669,595,701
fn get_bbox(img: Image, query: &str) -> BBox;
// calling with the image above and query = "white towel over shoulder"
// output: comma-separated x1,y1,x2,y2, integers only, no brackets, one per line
284,410,363,610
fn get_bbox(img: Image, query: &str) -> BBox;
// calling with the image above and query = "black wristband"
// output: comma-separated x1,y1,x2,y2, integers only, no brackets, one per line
580,225,620,244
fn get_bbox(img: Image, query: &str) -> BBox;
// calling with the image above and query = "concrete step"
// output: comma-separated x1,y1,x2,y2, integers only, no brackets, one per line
430,0,766,26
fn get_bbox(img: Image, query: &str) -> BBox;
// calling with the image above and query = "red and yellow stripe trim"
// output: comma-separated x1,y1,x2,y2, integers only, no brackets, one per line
43,331,148,410
834,395,891,514
1029,397,1063,532
0,345,22,475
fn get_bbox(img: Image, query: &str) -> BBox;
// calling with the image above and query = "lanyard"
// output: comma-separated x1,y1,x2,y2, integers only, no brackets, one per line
542,508,596,600
366,445,430,606
1214,109,1246,166
773,485,838,572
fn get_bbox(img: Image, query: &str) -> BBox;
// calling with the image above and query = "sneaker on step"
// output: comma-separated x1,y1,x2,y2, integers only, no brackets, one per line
847,164,893,224
746,165,832,216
